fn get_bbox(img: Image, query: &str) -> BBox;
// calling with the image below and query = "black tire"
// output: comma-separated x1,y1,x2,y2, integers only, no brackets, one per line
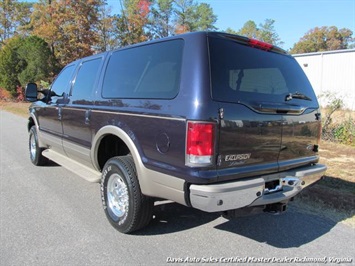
29,126,48,166
101,155,154,233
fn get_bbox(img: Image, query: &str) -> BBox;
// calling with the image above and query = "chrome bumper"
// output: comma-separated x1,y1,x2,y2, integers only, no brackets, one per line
189,164,327,212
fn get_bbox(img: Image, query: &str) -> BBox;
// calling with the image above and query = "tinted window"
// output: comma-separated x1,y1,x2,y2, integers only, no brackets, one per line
209,38,317,105
102,40,183,99
51,65,75,96
71,58,102,102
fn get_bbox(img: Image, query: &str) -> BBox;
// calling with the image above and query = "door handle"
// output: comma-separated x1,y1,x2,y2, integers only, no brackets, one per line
85,109,91,125
57,107,62,120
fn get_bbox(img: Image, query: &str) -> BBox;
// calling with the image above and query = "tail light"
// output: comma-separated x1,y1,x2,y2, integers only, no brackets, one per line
249,39,273,51
186,121,215,166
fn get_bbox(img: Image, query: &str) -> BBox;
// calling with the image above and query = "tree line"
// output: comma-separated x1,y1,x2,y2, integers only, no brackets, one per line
0,0,354,96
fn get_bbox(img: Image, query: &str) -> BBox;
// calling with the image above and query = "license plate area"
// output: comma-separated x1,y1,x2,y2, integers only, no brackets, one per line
264,179,283,194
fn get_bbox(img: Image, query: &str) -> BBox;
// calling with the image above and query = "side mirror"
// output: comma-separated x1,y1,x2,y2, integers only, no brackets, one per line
25,83,38,102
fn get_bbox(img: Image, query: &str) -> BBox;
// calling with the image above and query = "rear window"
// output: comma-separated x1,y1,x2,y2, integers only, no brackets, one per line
209,37,317,105
102,39,183,99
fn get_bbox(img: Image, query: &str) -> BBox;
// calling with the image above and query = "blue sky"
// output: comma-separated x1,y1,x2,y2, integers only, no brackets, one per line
107,0,355,50
195,0,355,50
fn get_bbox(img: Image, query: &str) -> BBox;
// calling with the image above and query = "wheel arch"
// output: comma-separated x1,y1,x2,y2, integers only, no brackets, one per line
27,112,38,132
92,125,143,174
27,113,46,148
92,125,186,205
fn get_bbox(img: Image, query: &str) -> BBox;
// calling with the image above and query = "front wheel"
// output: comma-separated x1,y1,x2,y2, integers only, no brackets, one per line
101,156,153,233
29,126,48,166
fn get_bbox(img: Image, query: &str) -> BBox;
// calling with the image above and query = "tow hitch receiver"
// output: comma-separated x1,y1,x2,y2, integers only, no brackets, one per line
264,203,287,214
264,177,301,194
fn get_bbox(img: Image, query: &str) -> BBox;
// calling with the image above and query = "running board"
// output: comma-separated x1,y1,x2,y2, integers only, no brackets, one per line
42,149,101,183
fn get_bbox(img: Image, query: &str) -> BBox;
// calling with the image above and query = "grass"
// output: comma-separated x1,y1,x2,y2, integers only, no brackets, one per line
0,101,31,117
2,101,354,226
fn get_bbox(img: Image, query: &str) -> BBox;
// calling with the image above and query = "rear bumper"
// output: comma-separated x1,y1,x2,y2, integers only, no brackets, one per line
189,164,327,212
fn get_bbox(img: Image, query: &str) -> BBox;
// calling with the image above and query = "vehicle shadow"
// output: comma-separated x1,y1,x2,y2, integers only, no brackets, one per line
213,205,337,248
135,201,220,235
43,160,60,167
135,200,349,248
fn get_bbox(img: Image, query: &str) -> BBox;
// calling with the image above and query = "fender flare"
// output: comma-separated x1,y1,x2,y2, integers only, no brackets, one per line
91,125,142,170
91,126,153,193
28,112,46,148
91,125,186,204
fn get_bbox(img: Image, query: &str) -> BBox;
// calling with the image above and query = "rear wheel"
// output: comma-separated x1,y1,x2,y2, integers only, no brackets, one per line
101,156,153,233
29,126,48,166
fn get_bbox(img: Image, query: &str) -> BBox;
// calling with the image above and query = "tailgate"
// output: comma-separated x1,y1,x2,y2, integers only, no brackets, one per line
217,103,282,178
279,109,321,170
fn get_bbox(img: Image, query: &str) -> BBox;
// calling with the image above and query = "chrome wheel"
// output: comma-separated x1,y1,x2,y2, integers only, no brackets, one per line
28,126,47,166
107,173,129,218
101,156,153,233
29,133,37,160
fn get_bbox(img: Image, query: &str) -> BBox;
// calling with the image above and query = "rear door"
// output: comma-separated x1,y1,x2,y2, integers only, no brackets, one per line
62,56,104,167
209,35,320,180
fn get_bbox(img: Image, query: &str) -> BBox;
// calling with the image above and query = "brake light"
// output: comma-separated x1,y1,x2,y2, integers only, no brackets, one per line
249,39,273,51
186,122,215,166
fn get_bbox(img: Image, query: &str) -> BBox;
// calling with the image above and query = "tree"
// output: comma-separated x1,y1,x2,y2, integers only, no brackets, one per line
0,36,24,95
110,0,151,47
95,4,116,52
17,35,59,85
173,0,194,34
258,19,283,46
236,20,258,39
0,0,32,45
173,0,216,34
290,26,354,54
149,0,216,38
150,0,174,38
125,0,151,44
0,35,57,95
189,3,217,31
31,0,105,66
229,19,283,46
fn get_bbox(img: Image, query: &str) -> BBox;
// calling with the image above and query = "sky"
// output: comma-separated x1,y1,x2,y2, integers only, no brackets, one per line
106,0,355,50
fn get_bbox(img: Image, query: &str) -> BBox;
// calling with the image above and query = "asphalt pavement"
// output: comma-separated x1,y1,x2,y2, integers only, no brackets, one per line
0,110,354,265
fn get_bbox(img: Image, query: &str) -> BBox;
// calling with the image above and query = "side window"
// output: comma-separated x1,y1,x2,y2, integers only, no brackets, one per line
71,58,102,103
102,39,183,99
51,65,75,99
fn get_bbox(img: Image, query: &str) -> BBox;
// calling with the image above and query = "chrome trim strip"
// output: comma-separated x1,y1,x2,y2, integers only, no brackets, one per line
91,109,186,121
41,106,186,121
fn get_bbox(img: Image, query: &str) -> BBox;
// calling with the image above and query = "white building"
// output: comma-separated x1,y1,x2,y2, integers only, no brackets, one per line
293,49,355,110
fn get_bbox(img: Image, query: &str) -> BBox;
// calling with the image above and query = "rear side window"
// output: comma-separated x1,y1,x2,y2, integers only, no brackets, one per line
71,58,102,102
102,40,183,99
209,37,317,105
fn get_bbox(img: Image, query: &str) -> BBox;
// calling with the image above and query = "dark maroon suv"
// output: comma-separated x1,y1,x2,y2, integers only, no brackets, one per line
25,32,326,233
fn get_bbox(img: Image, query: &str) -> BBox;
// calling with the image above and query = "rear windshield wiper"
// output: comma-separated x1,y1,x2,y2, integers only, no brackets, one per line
285,92,312,101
